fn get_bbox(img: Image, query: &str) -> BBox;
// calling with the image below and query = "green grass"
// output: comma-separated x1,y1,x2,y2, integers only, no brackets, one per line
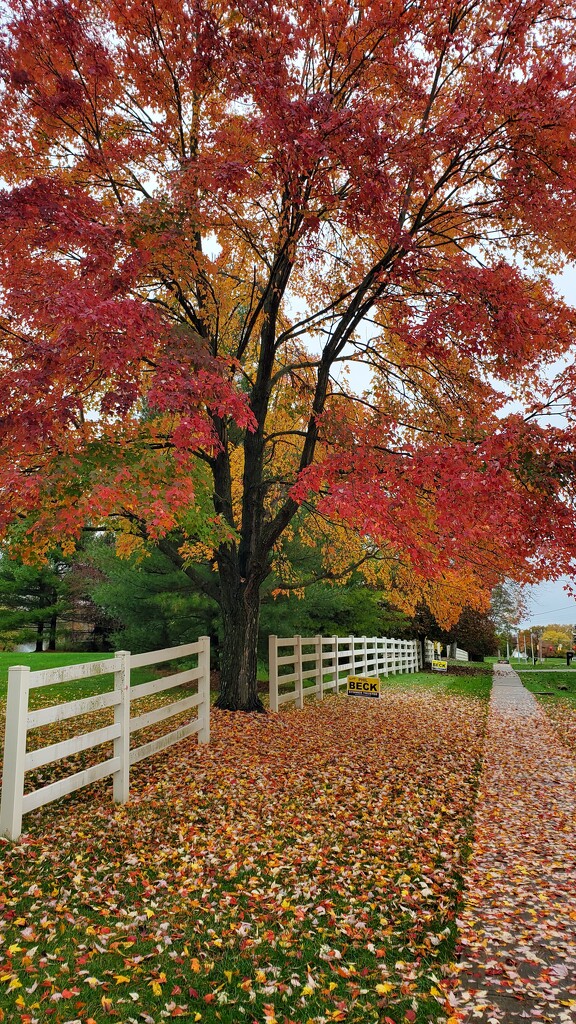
0,650,202,706
516,656,576,671
0,648,112,682
292,666,493,704
0,651,115,704
517,668,576,704
384,668,492,700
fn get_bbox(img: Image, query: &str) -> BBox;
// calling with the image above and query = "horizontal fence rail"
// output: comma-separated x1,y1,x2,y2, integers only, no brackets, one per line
0,638,210,841
269,634,420,711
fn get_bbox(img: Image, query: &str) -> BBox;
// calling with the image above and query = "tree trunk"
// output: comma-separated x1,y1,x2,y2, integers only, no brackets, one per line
35,619,44,652
215,570,265,712
416,629,427,667
48,612,57,651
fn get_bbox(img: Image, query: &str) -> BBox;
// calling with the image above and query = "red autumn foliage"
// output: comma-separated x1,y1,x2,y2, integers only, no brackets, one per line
2,1,576,706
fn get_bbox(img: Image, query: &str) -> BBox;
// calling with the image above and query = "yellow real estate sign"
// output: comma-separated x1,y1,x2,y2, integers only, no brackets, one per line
347,675,381,698
432,659,448,672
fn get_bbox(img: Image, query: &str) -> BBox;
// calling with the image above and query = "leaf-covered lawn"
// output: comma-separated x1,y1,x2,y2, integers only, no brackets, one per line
0,684,488,1024
533,697,576,757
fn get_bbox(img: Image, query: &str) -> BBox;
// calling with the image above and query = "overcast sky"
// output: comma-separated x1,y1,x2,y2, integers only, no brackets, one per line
520,578,576,628
517,265,576,627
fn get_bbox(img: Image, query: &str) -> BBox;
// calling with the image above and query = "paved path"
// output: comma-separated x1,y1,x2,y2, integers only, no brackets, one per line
454,664,576,1023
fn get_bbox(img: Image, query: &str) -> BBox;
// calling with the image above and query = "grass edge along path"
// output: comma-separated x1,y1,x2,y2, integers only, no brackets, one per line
1,672,490,1024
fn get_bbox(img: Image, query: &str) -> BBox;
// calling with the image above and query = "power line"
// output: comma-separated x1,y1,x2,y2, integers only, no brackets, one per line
524,604,576,617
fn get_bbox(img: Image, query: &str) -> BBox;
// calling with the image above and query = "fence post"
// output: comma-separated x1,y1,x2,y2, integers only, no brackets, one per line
316,636,323,699
197,636,211,743
113,651,131,805
295,636,304,708
269,635,279,712
333,635,340,692
381,639,388,678
0,665,30,841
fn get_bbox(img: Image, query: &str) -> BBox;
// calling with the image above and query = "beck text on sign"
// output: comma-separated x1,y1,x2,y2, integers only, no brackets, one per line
347,676,381,698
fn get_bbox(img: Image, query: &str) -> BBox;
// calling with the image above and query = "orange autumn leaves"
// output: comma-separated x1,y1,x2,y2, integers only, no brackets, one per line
1,685,488,1022
537,698,576,759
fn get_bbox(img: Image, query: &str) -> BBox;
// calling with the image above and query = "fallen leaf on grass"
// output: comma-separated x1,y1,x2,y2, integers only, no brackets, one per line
0,691,489,1023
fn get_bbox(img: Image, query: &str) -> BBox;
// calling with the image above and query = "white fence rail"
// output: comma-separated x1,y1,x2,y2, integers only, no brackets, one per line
0,638,210,841
455,647,469,662
269,634,420,711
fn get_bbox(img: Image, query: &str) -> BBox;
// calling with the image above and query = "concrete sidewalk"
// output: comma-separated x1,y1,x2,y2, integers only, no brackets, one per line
454,663,576,1023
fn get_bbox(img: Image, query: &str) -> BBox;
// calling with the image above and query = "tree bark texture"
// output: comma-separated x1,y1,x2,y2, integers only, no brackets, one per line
215,567,265,712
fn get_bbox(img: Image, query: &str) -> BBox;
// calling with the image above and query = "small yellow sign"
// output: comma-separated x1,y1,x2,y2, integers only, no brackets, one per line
432,659,448,672
347,675,381,698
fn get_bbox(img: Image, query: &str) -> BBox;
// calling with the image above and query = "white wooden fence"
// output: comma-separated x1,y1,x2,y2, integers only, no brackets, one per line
0,638,210,841
269,634,420,711
424,640,469,662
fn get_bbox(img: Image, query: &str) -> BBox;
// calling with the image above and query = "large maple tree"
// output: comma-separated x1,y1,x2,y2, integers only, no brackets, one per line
2,0,576,709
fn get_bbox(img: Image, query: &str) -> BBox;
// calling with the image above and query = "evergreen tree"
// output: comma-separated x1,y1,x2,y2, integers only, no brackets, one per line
260,579,410,661
0,555,69,651
84,537,219,655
